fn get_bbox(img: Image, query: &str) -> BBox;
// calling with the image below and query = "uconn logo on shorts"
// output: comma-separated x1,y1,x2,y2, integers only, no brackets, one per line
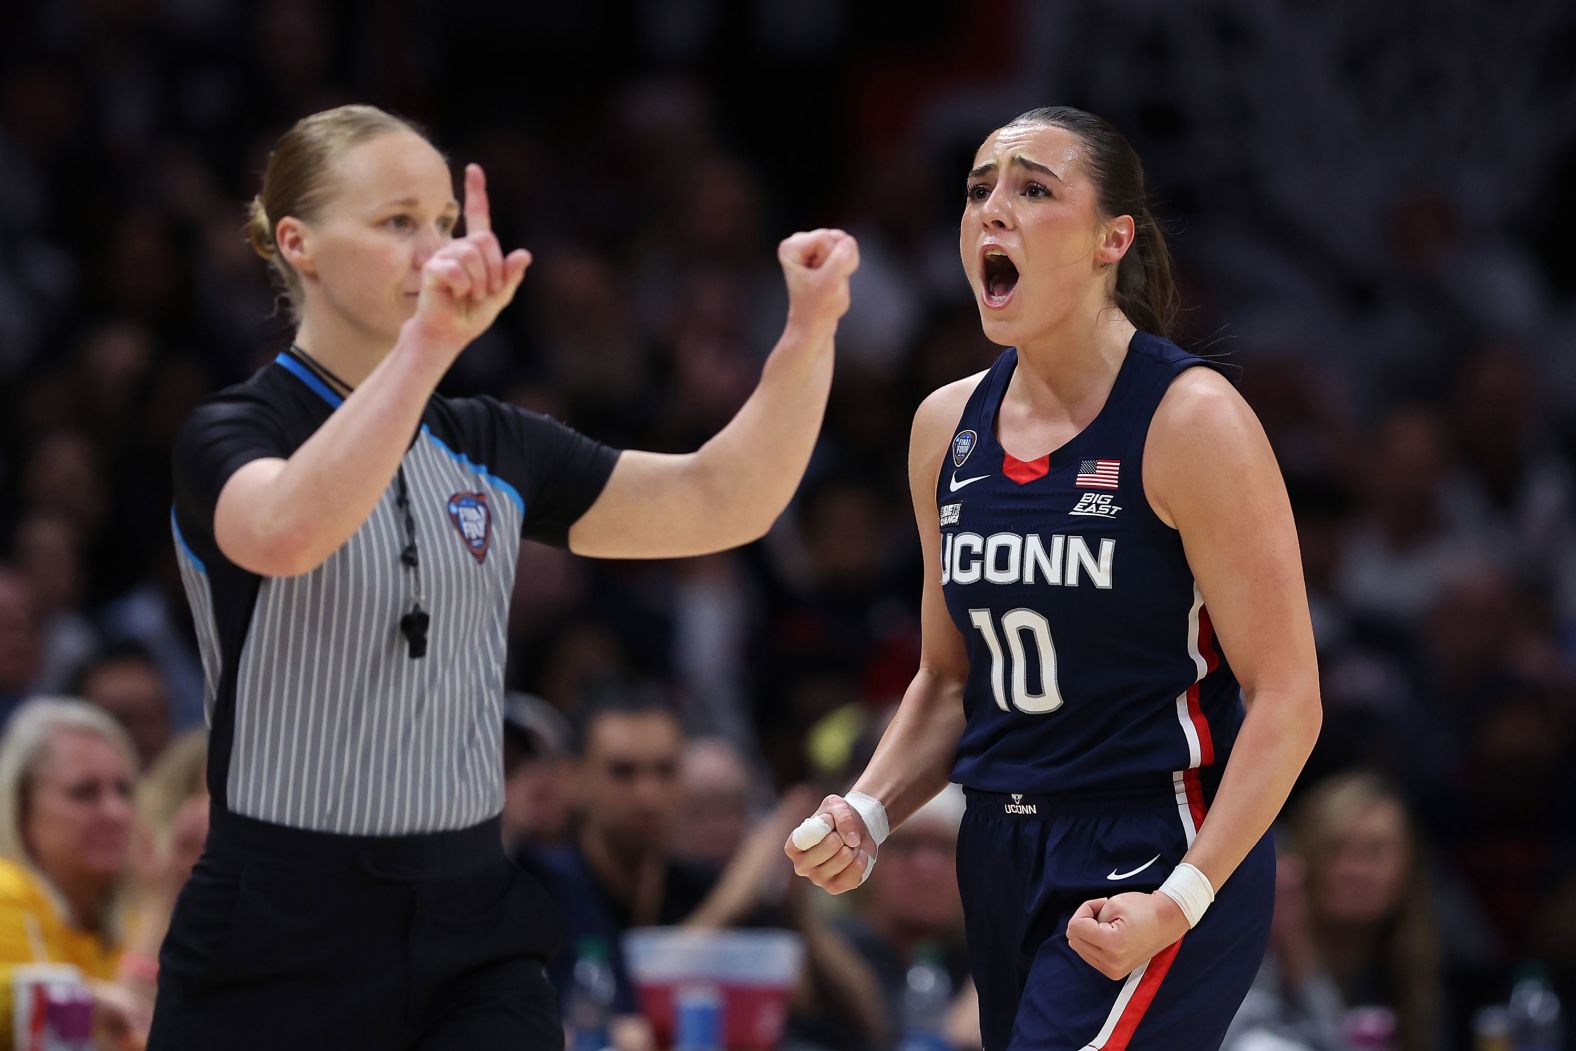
1004,793,1038,816
446,492,492,563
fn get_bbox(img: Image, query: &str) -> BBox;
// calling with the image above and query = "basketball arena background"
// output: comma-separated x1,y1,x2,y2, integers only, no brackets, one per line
2,1,1574,1048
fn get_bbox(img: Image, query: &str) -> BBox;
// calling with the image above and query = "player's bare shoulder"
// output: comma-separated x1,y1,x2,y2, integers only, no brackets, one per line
1145,365,1274,528
911,370,990,465
909,370,989,520
1153,365,1250,435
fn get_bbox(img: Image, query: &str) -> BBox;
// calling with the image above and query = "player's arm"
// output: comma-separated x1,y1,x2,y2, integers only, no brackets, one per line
1148,367,1322,889
784,377,978,894
1068,367,1321,978
567,231,857,560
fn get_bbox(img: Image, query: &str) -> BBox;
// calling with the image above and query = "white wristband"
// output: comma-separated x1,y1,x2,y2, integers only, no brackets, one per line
1157,863,1215,929
844,791,889,846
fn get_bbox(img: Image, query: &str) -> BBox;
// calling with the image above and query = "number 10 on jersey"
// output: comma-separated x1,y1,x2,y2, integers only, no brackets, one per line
967,608,1066,714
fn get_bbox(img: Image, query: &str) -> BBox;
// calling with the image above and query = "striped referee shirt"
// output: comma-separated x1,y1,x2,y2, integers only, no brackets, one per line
170,348,618,835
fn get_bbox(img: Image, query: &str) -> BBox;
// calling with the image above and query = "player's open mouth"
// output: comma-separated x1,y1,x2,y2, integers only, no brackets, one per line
982,249,1019,309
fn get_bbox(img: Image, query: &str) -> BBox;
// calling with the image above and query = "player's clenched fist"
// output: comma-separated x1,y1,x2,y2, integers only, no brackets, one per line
783,793,875,895
413,163,532,354
1066,892,1189,980
778,229,859,336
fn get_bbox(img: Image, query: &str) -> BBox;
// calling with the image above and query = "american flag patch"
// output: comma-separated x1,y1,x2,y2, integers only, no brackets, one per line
1075,459,1120,489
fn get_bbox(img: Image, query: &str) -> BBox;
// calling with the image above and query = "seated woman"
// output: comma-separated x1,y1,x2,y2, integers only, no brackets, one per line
119,728,210,1006
0,697,152,1048
1224,771,1447,1051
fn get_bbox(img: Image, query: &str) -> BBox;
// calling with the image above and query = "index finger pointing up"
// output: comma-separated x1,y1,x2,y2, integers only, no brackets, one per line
463,162,491,236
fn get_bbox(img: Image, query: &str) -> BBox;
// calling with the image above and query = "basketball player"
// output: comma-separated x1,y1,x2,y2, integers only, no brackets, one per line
786,107,1321,1050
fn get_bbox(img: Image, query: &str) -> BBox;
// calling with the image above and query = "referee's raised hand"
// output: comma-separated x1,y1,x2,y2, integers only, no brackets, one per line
413,162,532,353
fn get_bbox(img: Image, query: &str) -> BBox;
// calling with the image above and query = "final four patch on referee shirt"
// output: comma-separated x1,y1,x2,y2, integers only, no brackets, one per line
447,492,492,562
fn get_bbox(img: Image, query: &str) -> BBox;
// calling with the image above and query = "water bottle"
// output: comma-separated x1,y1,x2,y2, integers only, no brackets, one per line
1507,964,1564,1051
898,942,952,1051
567,936,617,1051
674,983,723,1051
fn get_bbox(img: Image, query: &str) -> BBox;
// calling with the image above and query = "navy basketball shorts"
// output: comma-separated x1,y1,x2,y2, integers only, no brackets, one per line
957,788,1274,1051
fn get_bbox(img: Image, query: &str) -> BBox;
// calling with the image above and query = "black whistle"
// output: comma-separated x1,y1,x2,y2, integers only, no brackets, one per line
400,604,430,659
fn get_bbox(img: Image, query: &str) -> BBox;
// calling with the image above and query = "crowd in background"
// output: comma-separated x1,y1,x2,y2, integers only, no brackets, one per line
2,1,1575,1048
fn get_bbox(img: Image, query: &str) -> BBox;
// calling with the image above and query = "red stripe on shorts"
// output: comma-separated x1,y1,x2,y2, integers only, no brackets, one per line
1103,937,1184,1050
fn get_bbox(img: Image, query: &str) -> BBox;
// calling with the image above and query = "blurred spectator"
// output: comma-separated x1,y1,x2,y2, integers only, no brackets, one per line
1223,841,1349,1051
19,430,108,541
675,736,759,868
671,556,759,751
523,688,885,1051
0,698,152,1047
11,509,98,694
756,475,912,785
1440,345,1576,624
130,729,207,893
519,688,692,1050
1284,475,1358,652
1337,407,1478,629
72,641,173,770
1225,772,1447,1051
0,567,42,723
121,728,208,1010
1442,681,1576,961
94,554,209,734
1,2,1575,1040
831,784,980,1051
500,691,574,852
528,246,658,447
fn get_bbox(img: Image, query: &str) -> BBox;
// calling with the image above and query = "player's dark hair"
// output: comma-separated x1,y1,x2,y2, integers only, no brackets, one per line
1006,106,1179,339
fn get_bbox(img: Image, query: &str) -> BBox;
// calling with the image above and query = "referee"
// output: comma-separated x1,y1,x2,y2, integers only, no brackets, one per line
151,105,858,1050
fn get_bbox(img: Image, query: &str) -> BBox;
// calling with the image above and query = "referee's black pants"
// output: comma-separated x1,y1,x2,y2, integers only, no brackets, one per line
148,809,563,1050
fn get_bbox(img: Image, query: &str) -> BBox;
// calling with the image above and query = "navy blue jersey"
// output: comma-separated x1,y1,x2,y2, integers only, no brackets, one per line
938,333,1241,833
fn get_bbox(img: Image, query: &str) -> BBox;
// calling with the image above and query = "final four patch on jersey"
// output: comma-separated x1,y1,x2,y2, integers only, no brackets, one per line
446,492,492,563
952,430,978,467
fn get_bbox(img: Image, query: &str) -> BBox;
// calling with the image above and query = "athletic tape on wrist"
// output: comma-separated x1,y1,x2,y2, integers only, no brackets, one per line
1157,862,1215,928
844,791,889,846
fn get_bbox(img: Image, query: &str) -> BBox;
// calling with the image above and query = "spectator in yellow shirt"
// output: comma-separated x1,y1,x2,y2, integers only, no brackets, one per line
0,697,150,1048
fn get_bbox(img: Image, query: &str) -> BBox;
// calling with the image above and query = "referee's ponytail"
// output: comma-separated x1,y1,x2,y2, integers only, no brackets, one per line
246,105,434,320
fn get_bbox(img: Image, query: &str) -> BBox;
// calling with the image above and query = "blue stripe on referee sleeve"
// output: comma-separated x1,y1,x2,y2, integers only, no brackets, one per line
170,507,207,573
419,425,526,516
